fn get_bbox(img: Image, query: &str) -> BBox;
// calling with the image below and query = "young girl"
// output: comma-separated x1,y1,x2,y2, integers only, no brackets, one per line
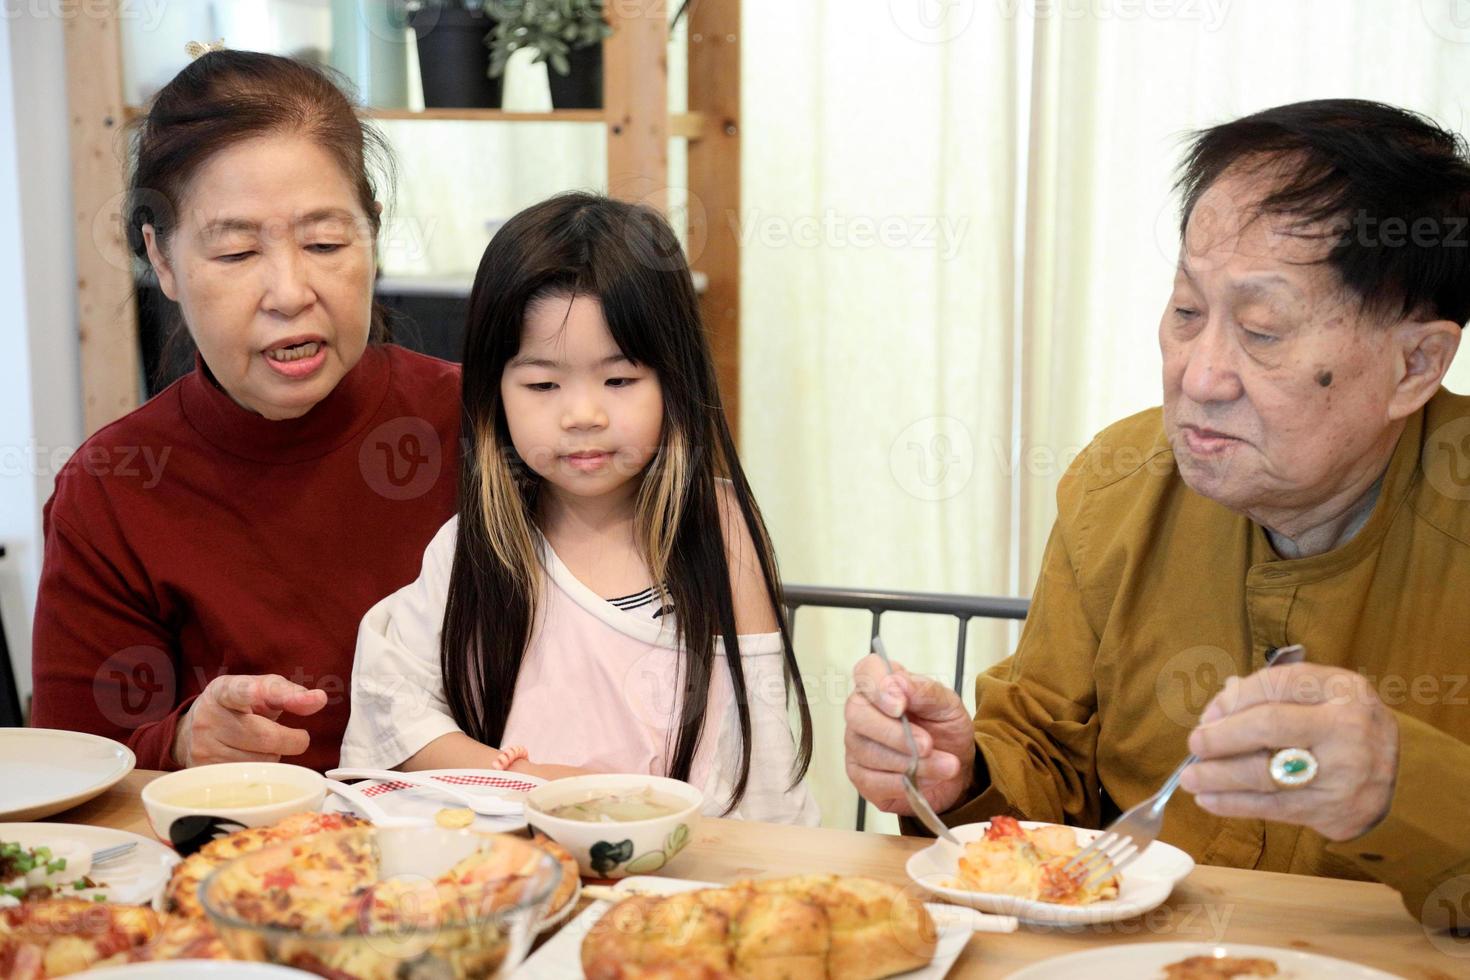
342,193,818,823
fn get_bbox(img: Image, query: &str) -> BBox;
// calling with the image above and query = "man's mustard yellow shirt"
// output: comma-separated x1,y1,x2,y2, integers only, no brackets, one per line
937,388,1470,927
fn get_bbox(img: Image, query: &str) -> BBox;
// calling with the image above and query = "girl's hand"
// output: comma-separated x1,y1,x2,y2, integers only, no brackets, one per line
490,745,528,770
172,674,327,767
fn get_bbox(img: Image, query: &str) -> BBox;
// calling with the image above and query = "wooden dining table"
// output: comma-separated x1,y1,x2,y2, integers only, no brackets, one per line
42,770,1459,978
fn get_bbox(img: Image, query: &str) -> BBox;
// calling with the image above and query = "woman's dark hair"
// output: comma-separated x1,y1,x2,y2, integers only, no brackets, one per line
442,192,813,811
126,50,395,384
1176,98,1470,326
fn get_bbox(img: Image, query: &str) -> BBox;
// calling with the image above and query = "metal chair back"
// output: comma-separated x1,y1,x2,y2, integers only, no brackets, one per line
782,584,1029,831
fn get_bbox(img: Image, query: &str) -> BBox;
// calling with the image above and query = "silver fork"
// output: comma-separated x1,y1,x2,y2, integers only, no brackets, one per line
1062,644,1307,892
90,843,135,867
870,636,962,848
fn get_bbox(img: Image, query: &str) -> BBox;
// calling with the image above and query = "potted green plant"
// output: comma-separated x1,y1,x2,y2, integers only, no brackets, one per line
407,0,503,108
484,0,613,109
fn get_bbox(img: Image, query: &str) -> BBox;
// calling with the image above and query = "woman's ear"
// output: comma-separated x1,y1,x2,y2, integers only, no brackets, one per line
141,224,179,301
1389,317,1462,421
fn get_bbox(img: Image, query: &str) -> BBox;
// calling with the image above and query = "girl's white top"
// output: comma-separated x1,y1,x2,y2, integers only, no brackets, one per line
341,517,820,825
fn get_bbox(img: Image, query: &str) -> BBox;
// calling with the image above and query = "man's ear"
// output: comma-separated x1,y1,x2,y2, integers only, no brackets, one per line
1389,317,1462,421
141,224,178,301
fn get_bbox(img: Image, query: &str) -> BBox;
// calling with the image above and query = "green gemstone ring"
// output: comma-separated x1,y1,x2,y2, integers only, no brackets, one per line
1269,747,1319,789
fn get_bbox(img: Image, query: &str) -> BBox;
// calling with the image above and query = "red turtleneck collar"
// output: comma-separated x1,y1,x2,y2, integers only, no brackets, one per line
178,346,391,464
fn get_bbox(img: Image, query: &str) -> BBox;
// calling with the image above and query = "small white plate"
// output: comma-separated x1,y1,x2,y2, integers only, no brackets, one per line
83,962,316,979
537,875,583,935
1005,941,1403,978
0,728,135,821
322,768,544,834
0,822,178,906
519,875,981,979
906,821,1194,926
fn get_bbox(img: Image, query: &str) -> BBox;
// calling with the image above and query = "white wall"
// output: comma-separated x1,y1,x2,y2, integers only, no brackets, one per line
0,10,83,712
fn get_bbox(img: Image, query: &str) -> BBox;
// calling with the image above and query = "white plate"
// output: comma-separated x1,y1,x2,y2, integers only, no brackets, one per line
0,728,135,821
537,875,583,935
0,822,179,907
83,962,316,979
322,768,544,834
1005,941,1404,978
906,821,1194,926
517,875,981,979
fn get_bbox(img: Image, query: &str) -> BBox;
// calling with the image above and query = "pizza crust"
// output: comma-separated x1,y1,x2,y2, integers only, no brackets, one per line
580,875,937,980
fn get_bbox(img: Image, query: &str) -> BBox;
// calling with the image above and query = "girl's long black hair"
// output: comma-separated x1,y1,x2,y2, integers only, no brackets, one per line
440,192,813,810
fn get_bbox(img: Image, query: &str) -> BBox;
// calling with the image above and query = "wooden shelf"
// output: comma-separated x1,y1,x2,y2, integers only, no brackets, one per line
82,2,742,439
365,108,604,123
122,107,709,140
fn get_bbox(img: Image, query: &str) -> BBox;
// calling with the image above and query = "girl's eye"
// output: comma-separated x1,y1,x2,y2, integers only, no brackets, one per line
605,377,637,389
526,382,558,392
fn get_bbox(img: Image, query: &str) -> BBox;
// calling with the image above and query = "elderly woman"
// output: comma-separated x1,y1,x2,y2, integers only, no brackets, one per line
29,50,461,772
845,99,1470,929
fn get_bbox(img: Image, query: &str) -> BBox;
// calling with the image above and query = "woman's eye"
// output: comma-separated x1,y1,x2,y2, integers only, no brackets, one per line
217,251,255,263
307,243,345,254
605,377,637,389
526,382,557,392
1173,306,1199,320
1243,326,1278,344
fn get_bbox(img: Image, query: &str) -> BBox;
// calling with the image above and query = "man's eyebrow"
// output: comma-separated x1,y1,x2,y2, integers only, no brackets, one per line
1176,261,1300,301
1228,274,1301,302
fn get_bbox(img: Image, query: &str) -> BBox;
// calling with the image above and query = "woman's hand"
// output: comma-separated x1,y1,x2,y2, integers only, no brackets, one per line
172,674,328,767
844,653,977,815
1183,663,1400,841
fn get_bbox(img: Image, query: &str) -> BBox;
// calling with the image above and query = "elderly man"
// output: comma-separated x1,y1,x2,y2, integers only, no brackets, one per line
845,99,1470,929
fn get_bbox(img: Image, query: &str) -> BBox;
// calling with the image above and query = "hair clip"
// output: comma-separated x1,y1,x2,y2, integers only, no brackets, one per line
184,39,226,60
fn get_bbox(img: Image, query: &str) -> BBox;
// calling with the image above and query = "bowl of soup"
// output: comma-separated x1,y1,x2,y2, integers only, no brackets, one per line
524,774,702,879
142,763,325,852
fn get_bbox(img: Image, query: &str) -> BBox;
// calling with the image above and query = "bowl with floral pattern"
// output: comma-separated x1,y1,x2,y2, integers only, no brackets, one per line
524,774,702,879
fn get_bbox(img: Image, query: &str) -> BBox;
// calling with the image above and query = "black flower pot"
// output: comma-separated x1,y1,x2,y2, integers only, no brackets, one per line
410,7,502,109
548,41,603,109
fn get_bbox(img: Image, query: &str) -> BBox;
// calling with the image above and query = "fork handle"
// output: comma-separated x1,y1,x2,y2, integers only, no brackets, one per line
1151,753,1197,814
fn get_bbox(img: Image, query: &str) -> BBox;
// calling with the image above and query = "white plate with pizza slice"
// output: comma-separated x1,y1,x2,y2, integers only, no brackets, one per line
1005,941,1403,978
906,820,1194,926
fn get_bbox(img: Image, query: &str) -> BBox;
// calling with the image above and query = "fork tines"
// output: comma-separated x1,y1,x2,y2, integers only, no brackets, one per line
1063,833,1135,893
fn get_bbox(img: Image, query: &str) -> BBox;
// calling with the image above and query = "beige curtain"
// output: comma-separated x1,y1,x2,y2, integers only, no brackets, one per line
741,1,1025,831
